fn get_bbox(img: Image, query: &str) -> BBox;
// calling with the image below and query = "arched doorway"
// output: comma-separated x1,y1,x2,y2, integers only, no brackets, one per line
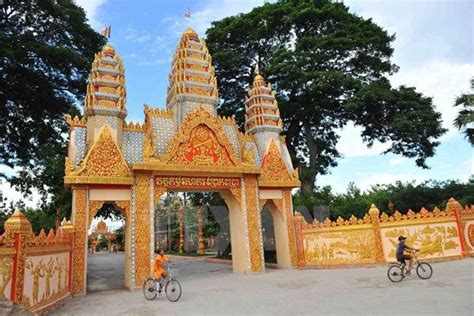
261,199,293,269
86,203,128,292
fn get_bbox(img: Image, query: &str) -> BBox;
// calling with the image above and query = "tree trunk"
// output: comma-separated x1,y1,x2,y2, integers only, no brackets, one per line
302,122,319,192
178,203,185,253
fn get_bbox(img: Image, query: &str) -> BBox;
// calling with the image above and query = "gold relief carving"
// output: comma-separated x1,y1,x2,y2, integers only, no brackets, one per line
159,108,241,167
134,174,151,287
72,188,87,294
0,257,12,297
468,224,474,248
283,191,298,267
303,229,377,265
155,176,240,189
123,121,146,132
144,105,173,118
65,115,87,127
170,124,233,166
260,140,293,183
154,187,167,206
384,224,460,260
72,125,131,178
242,145,255,166
56,257,68,293
64,157,75,175
244,176,263,272
142,128,155,162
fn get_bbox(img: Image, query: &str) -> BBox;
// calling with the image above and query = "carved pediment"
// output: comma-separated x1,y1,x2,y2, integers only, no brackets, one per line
73,125,131,177
160,108,241,166
260,140,293,182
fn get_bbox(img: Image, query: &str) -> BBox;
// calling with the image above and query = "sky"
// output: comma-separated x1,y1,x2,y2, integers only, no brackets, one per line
0,0,472,212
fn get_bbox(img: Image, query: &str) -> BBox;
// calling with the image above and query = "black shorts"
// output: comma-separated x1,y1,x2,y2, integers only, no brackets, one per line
397,254,412,264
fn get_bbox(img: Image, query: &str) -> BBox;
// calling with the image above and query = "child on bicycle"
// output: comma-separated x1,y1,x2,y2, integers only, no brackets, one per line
396,236,418,275
153,249,170,291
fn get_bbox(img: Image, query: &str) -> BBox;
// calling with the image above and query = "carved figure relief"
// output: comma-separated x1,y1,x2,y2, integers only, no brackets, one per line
384,224,459,259
0,257,12,297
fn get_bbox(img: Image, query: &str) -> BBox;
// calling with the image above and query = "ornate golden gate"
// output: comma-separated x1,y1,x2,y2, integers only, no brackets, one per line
64,28,300,294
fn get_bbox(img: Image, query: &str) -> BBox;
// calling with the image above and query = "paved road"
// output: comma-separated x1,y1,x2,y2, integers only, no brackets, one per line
87,252,125,292
56,254,473,315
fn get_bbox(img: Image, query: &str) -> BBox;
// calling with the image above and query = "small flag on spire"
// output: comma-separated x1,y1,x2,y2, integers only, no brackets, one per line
184,7,191,19
101,25,111,39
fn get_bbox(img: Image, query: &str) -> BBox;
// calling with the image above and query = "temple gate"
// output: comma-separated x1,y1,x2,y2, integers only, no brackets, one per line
64,28,300,294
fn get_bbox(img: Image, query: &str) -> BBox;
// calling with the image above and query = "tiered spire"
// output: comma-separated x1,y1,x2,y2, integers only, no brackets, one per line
167,28,219,126
244,65,282,134
84,44,126,116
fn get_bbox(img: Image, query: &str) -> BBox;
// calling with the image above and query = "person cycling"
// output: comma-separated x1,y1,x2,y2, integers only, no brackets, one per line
396,236,418,275
153,249,170,291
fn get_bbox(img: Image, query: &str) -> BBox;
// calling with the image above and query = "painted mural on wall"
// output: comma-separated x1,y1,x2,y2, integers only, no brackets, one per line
303,228,376,265
296,199,473,267
380,223,461,261
0,257,13,298
22,252,70,310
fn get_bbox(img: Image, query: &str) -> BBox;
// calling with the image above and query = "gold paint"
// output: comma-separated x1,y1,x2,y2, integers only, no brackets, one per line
134,174,151,287
72,188,87,294
283,190,298,266
0,257,12,297
244,175,263,272
72,125,131,178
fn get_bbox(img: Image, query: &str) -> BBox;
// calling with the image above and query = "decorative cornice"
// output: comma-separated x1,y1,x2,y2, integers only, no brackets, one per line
65,115,87,127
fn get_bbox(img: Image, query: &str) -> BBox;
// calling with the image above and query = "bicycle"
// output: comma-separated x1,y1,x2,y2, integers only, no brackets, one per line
387,251,433,282
143,263,182,302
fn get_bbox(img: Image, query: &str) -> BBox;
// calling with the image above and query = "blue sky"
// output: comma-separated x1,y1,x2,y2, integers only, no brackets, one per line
1,0,472,208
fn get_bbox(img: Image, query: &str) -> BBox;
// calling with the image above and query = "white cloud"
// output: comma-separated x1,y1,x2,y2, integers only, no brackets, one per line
336,122,390,158
74,0,107,29
389,156,407,166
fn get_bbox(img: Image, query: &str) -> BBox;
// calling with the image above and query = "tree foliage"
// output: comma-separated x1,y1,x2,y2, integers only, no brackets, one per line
453,78,474,145
0,0,105,215
293,178,474,221
206,0,446,191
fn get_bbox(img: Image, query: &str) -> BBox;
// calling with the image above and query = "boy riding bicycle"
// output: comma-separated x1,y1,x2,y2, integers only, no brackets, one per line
396,236,419,275
153,249,170,292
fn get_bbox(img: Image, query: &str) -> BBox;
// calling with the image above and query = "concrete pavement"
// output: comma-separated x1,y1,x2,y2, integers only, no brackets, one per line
55,254,474,315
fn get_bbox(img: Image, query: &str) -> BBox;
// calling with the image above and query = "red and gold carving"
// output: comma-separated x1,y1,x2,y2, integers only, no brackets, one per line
283,190,298,267
72,188,87,294
368,205,386,263
170,124,233,166
155,176,240,189
159,108,240,166
73,126,131,178
134,174,151,287
244,175,263,272
260,140,292,182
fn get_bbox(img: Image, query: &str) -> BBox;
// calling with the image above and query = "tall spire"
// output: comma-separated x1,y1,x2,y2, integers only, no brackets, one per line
84,43,126,116
166,28,219,127
244,65,282,134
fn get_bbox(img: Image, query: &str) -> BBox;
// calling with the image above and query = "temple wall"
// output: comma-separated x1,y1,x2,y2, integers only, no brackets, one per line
295,199,473,267
0,216,73,314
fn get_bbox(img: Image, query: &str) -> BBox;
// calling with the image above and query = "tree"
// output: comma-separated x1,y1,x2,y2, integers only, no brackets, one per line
206,0,446,191
453,78,474,145
0,1,105,215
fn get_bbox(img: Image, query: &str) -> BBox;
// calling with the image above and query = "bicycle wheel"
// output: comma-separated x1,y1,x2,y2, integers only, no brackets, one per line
165,279,182,302
416,262,433,279
387,265,404,282
143,277,157,300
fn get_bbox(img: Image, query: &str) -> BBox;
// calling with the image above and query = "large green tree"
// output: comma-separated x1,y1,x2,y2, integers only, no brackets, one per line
206,0,446,191
0,1,105,215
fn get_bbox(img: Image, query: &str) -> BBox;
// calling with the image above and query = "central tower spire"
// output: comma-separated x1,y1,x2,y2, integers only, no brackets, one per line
166,28,219,128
